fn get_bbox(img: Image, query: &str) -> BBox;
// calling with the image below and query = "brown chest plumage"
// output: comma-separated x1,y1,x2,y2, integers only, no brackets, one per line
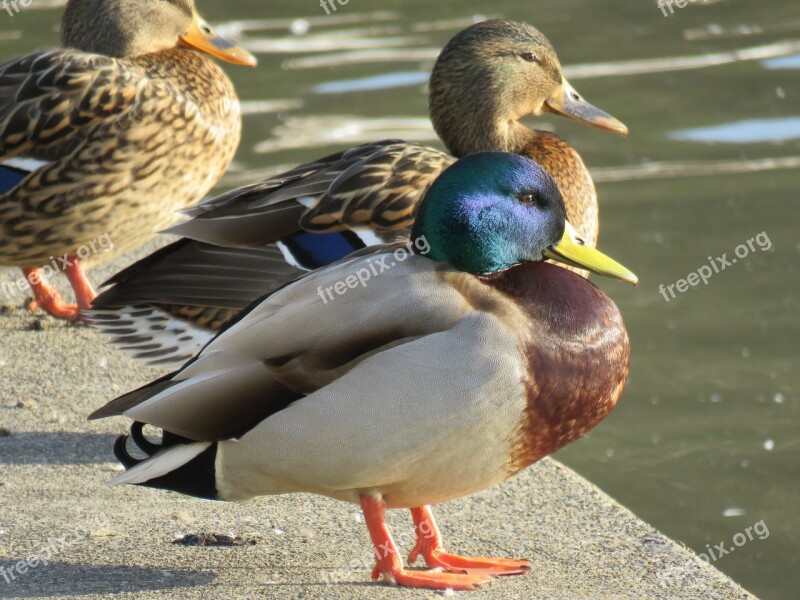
484,262,629,476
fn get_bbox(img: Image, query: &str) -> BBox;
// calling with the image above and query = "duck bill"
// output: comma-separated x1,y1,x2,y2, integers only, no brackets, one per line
544,77,628,136
543,223,638,285
179,13,257,67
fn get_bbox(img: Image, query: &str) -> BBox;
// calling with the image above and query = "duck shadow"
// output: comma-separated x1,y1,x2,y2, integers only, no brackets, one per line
0,561,214,597
0,432,117,465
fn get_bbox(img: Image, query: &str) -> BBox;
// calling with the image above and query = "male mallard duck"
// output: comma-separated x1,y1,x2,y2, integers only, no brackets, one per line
0,0,255,321
90,19,627,365
90,152,637,591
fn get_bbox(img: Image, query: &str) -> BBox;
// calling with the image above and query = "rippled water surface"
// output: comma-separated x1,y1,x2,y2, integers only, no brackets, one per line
2,1,798,597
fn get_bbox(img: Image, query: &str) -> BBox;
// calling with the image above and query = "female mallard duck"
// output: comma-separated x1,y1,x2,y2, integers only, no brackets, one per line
90,19,627,365
90,152,637,591
0,0,255,321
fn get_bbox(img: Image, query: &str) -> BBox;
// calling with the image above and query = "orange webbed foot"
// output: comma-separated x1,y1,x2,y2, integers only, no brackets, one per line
378,567,493,590
360,495,496,591
22,259,96,323
408,547,530,576
408,506,530,576
23,268,80,321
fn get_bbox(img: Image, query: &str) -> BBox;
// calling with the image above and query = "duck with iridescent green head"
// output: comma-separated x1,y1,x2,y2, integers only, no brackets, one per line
91,152,636,591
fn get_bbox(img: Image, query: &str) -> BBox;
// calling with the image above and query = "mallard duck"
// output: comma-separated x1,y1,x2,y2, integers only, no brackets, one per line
0,0,255,321
89,19,627,365
90,152,636,591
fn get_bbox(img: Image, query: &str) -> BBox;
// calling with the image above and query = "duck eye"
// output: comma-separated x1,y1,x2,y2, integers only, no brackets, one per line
516,192,536,204
520,52,538,63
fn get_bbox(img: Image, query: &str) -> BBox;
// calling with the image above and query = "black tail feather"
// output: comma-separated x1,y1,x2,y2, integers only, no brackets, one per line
130,422,162,455
112,421,219,500
113,433,142,469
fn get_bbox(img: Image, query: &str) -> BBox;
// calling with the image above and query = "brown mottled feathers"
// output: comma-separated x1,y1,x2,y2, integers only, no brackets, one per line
171,141,455,246
0,50,131,161
172,133,595,247
0,48,241,266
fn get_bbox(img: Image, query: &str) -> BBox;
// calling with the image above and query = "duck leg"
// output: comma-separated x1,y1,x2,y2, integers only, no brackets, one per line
63,257,97,310
23,268,80,320
23,258,96,321
407,505,530,576
360,494,492,590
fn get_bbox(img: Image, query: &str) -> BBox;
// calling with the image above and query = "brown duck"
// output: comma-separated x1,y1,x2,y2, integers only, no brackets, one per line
90,19,627,365
0,0,255,321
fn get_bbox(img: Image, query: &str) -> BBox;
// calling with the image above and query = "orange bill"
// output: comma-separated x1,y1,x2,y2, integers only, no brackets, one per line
179,12,257,67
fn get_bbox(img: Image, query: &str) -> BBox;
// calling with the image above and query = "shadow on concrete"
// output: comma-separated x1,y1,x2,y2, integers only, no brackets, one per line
0,561,214,597
0,432,117,465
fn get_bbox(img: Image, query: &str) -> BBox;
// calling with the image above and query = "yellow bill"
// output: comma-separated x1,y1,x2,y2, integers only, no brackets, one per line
543,222,638,285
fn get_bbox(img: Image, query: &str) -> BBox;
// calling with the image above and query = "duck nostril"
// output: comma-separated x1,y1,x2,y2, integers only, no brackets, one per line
570,92,580,102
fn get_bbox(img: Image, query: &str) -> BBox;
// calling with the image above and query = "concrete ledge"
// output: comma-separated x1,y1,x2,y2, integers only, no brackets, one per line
0,255,753,599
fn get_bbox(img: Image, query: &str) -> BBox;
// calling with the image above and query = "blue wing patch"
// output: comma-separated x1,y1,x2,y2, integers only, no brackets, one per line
0,164,29,194
279,231,367,270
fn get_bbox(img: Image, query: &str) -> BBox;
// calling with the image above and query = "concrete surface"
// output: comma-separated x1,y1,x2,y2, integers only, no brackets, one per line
0,250,755,599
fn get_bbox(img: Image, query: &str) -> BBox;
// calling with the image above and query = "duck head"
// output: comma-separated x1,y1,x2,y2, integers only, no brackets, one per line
61,0,256,65
410,152,637,285
429,19,627,156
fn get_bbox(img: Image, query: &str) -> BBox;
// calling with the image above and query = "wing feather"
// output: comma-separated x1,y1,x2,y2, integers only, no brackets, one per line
0,50,145,162
91,252,493,442
169,140,453,246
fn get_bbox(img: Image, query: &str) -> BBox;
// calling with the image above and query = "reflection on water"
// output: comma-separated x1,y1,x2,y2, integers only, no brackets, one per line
563,39,800,78
240,99,304,116
671,117,800,143
314,71,429,94
252,116,435,153
592,154,800,183
763,54,800,68
1,1,798,598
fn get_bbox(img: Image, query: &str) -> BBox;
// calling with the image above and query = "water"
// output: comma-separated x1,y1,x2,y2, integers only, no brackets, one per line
2,1,798,597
